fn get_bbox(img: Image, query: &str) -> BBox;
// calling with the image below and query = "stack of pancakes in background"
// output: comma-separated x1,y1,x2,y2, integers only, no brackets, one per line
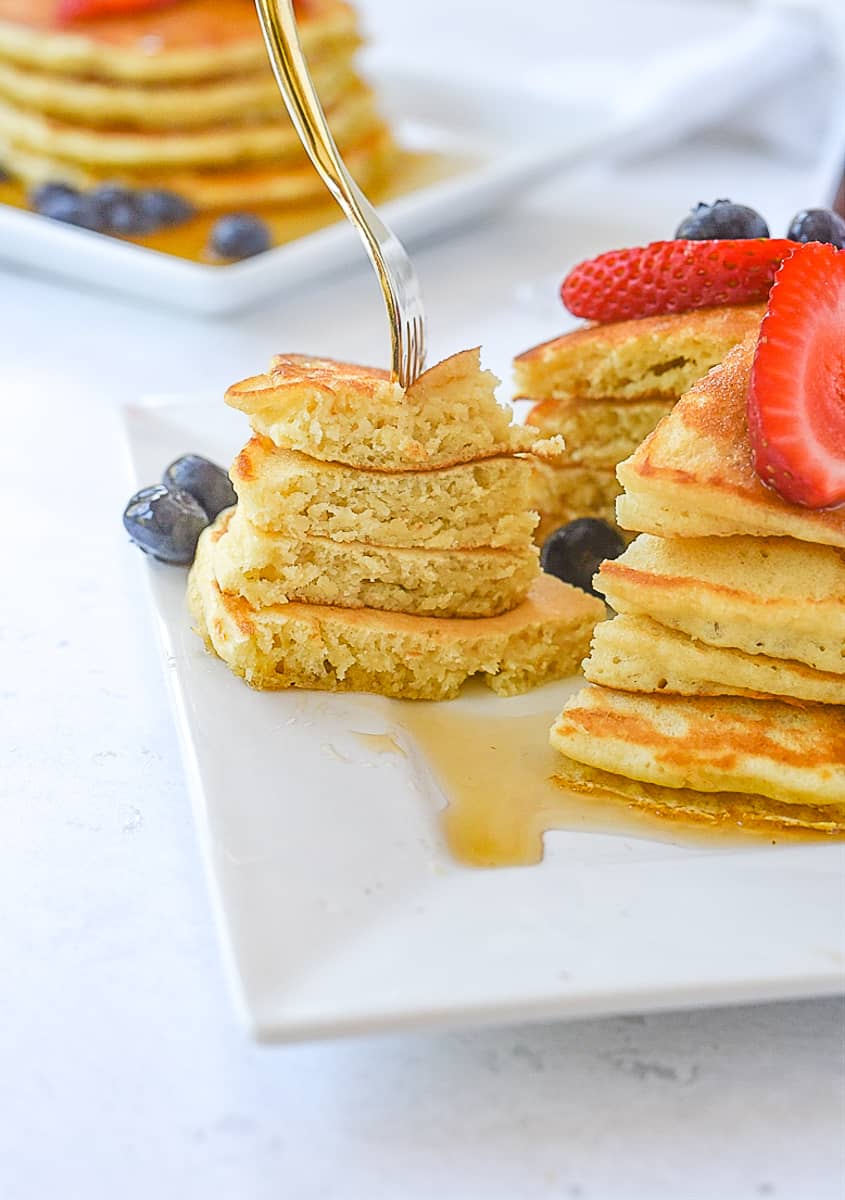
550,333,845,834
513,304,765,543
189,349,604,699
0,0,397,211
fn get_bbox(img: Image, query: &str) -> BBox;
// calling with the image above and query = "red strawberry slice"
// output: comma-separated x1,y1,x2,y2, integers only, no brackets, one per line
561,238,797,322
748,241,845,509
56,0,182,23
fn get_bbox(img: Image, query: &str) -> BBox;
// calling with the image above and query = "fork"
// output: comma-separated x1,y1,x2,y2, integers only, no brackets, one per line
254,0,426,388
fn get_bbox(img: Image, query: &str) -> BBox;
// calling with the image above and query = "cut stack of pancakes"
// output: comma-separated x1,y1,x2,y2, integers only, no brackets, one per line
513,304,765,543
550,332,845,835
0,0,397,210
189,349,604,699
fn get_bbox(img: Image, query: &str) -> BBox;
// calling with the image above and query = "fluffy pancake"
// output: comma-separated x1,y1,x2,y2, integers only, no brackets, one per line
550,686,845,807
616,335,845,547
514,303,765,403
532,460,621,544
525,397,673,468
596,533,845,675
514,304,764,536
233,437,538,549
0,79,380,169
227,349,542,470
0,48,359,129
189,528,604,699
584,613,845,705
553,756,845,836
3,125,395,207
211,507,539,618
0,0,356,82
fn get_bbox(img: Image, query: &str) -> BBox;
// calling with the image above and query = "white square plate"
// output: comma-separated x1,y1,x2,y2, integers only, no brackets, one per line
0,66,613,315
123,399,845,1043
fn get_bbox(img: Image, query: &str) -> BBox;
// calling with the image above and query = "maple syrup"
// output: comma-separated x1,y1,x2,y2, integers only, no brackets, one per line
391,685,820,868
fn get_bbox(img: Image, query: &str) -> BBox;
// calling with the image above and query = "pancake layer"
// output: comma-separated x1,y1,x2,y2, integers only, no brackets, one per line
551,686,845,807
616,335,845,548
229,349,541,470
212,507,539,618
233,438,538,549
190,531,602,700
514,304,763,538
526,397,673,468
0,0,356,82
514,304,766,404
596,533,845,675
532,460,622,545
0,40,359,128
584,613,845,705
553,756,845,835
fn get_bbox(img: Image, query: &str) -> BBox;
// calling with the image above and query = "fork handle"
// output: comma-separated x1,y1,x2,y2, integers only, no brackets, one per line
254,0,404,378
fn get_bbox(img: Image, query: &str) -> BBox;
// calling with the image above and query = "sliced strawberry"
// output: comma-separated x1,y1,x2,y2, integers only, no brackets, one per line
561,238,797,322
56,0,182,23
748,241,845,509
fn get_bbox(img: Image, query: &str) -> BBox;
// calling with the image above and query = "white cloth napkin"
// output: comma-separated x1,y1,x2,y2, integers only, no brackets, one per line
362,0,845,202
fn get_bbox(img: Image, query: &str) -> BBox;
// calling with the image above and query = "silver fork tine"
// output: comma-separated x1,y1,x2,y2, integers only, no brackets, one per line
254,0,426,388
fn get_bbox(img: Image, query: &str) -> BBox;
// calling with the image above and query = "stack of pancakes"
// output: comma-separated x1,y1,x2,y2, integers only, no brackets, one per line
550,333,845,835
188,349,604,700
0,0,396,210
513,304,765,543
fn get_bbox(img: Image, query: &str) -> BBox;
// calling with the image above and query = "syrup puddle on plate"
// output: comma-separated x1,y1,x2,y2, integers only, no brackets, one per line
385,682,807,869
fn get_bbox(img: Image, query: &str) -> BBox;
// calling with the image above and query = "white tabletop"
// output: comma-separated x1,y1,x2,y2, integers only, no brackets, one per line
2,2,844,1197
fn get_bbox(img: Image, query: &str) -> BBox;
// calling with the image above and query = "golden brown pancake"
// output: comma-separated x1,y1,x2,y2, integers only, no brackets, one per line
211,505,540,619
513,304,764,538
0,44,359,128
227,349,544,470
595,533,845,676
190,520,603,699
232,438,538,550
550,685,845,807
1,126,395,208
584,612,845,705
515,303,765,404
0,78,380,170
616,334,845,547
0,0,356,81
525,397,673,468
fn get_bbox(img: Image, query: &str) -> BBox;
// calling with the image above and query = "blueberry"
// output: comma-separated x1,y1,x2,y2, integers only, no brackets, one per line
30,180,77,210
32,183,100,230
90,184,158,236
675,199,769,240
786,207,845,249
137,188,195,229
123,484,209,565
162,454,236,520
540,518,625,597
209,213,271,259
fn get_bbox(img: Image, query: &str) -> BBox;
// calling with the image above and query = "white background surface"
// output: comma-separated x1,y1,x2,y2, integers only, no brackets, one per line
2,1,844,1197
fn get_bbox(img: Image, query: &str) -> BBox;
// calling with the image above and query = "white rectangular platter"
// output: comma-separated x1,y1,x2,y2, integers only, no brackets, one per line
0,67,613,315
123,397,845,1043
